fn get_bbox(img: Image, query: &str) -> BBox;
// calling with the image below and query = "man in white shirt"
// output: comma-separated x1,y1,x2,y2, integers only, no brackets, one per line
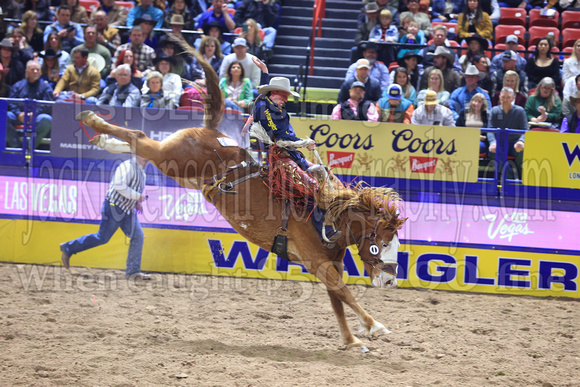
219,38,261,88
411,90,455,126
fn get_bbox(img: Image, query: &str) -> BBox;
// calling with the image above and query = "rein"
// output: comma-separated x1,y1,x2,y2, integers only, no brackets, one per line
346,216,384,269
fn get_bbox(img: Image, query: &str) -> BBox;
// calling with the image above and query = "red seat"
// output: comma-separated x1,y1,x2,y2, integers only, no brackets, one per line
529,8,560,28
499,7,526,27
562,46,574,59
528,26,560,47
562,28,580,49
562,11,580,29
426,39,459,47
116,1,135,11
79,0,100,14
494,25,526,45
233,27,266,41
495,43,526,58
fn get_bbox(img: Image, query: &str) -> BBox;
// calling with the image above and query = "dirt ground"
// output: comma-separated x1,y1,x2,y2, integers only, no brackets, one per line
0,262,578,387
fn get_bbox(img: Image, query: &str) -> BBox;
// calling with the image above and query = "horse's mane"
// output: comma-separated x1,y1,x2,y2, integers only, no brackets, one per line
322,182,405,231
171,34,224,131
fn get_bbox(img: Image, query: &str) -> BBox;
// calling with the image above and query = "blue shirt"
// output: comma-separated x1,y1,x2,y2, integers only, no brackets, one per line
197,10,230,31
43,21,84,45
127,5,164,28
448,86,492,120
8,79,55,116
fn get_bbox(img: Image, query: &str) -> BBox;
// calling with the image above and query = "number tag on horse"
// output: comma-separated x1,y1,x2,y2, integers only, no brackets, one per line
369,244,379,256
218,137,239,147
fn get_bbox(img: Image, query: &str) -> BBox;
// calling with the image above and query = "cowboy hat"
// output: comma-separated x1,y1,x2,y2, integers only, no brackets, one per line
0,38,14,50
202,20,226,36
398,51,422,66
424,90,438,106
39,48,62,59
258,77,300,98
169,14,185,25
465,33,489,50
134,14,157,26
429,46,455,63
358,40,378,52
464,64,480,76
570,91,580,104
153,52,176,67
365,2,379,13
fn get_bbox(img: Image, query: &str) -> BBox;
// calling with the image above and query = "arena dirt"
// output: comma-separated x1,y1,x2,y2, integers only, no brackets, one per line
0,262,578,387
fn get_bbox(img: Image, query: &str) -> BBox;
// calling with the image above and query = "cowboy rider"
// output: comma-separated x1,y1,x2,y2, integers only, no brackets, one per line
249,58,342,245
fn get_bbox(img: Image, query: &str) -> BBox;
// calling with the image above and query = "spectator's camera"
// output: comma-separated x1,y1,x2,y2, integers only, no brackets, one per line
67,26,76,33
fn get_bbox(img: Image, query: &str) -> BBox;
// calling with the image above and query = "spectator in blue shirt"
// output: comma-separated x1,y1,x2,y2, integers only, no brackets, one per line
43,5,84,49
449,64,491,120
127,0,164,29
6,60,54,148
196,0,236,34
344,41,390,92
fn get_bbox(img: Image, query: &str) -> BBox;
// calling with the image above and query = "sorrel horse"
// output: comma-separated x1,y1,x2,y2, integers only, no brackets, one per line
76,43,406,351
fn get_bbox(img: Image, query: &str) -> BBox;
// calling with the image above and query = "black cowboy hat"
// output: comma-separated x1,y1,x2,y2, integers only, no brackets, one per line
39,48,62,59
465,33,489,50
358,40,379,52
153,52,176,67
202,20,226,36
397,51,422,66
134,14,157,26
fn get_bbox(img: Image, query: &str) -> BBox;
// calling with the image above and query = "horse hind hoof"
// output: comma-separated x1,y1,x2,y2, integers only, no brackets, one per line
76,110,94,122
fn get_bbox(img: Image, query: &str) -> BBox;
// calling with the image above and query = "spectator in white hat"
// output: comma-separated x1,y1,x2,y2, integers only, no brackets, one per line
337,58,382,104
448,64,492,120
219,37,261,88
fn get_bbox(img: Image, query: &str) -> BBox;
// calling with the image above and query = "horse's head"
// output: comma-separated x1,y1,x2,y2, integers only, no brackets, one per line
324,184,407,289
358,219,403,289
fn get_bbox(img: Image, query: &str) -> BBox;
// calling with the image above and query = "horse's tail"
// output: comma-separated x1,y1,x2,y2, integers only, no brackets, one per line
171,34,224,131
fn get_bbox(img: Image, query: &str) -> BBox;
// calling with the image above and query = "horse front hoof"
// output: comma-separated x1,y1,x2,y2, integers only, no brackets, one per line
370,321,391,337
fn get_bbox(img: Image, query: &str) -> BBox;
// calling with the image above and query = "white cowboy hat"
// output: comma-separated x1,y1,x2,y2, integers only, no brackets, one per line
258,77,300,98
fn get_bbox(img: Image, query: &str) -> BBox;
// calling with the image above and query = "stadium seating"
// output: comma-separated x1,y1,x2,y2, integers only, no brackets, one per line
528,9,559,28
498,8,526,27
427,39,459,47
116,1,135,11
528,26,560,47
562,46,574,59
79,0,100,15
494,25,526,45
562,29,580,49
561,11,580,29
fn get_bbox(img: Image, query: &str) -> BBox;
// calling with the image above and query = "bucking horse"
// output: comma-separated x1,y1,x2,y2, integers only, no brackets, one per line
77,39,406,351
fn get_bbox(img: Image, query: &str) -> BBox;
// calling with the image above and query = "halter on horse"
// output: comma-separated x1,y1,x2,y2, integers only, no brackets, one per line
76,37,407,351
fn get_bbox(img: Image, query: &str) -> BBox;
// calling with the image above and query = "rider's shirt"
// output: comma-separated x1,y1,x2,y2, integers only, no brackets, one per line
252,95,309,170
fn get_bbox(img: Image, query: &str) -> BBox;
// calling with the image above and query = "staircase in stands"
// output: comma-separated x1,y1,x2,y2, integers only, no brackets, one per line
269,0,360,96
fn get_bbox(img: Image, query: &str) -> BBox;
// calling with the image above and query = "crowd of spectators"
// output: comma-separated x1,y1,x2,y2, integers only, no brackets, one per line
0,0,281,149
334,0,580,175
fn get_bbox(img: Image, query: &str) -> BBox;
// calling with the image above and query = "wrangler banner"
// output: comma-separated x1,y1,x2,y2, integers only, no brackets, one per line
523,131,580,189
292,120,481,183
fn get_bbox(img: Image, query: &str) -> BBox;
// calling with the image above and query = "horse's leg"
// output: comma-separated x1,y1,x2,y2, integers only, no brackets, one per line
77,111,163,164
314,260,390,348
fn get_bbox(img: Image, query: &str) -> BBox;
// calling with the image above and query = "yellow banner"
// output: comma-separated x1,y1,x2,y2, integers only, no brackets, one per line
523,131,580,189
291,119,481,183
2,219,577,298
